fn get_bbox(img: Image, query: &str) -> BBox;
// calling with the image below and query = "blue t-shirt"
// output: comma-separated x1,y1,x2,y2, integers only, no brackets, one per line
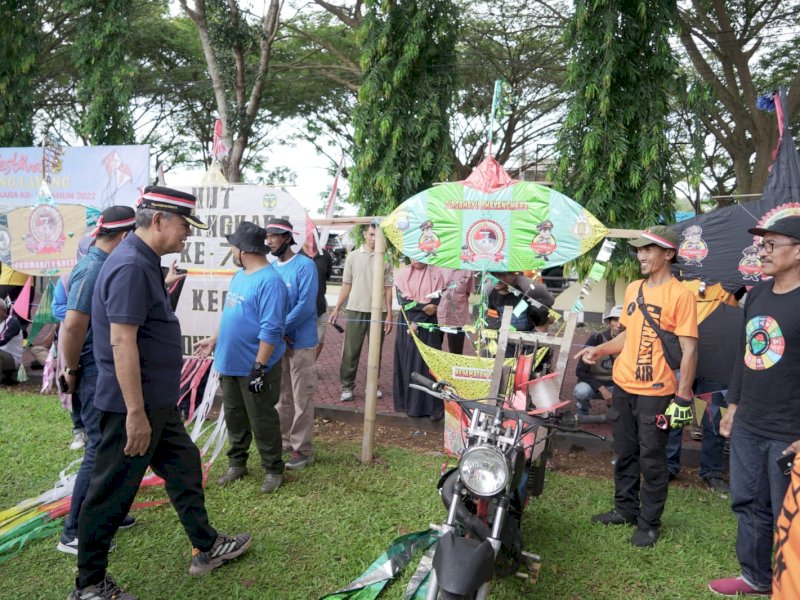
92,234,184,414
214,264,288,376
66,246,109,371
52,277,68,322
273,254,319,350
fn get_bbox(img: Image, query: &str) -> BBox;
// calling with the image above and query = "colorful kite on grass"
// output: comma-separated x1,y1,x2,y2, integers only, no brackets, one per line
382,156,607,272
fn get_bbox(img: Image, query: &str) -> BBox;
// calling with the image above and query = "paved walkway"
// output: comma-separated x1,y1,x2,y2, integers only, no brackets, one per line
313,313,588,413
312,315,704,464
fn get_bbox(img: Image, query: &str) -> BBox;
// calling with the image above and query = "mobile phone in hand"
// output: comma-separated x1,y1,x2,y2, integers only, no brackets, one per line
332,322,344,333
57,374,69,394
776,451,796,476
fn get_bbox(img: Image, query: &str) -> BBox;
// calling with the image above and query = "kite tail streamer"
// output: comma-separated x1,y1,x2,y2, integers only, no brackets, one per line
40,342,56,394
319,530,440,600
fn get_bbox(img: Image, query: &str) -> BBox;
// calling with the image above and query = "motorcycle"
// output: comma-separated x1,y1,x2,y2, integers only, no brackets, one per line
409,371,606,600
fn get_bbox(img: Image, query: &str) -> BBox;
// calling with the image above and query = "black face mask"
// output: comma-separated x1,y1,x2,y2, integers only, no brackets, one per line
270,235,293,258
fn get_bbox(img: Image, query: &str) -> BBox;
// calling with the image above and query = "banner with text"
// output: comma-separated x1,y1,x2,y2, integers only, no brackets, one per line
0,145,149,212
167,185,310,355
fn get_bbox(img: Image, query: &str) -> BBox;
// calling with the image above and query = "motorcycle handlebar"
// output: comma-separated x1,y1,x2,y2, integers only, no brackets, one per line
575,414,608,425
410,372,439,390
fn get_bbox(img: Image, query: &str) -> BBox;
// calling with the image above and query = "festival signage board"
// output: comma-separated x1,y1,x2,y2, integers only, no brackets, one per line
0,145,149,212
168,184,310,355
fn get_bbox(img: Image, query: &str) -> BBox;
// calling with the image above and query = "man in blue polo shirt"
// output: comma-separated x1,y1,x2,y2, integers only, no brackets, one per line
56,205,138,556
69,187,251,600
266,218,319,470
194,220,289,493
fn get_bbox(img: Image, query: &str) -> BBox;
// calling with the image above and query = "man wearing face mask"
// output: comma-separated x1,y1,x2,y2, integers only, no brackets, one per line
265,218,319,471
194,221,289,494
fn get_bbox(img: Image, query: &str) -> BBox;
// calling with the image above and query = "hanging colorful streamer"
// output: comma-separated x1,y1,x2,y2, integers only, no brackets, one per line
0,358,226,562
571,239,617,312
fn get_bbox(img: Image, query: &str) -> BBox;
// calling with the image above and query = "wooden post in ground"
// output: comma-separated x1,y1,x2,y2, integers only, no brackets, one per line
361,224,386,464
488,307,513,401
554,311,578,396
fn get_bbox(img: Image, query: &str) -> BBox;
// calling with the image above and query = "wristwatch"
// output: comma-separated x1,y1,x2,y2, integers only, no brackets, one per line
252,362,264,371
64,366,80,376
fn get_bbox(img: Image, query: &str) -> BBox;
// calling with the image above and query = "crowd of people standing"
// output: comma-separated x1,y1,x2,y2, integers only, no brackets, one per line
4,182,798,598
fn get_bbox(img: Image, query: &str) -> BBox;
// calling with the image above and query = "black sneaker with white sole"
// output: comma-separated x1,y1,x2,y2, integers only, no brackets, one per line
57,537,116,556
189,532,252,576
68,574,137,600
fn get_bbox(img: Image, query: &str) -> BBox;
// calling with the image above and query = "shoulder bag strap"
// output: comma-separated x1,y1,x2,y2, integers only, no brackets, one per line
636,280,670,343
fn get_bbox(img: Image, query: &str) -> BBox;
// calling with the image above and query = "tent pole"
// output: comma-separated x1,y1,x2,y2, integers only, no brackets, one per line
361,225,386,464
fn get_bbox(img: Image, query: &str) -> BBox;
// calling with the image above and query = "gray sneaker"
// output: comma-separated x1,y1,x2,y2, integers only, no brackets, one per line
217,466,248,486
189,532,252,576
341,388,354,401
285,451,314,470
260,473,283,493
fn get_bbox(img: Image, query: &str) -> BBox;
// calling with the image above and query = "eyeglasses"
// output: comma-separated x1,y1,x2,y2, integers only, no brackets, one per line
756,240,800,253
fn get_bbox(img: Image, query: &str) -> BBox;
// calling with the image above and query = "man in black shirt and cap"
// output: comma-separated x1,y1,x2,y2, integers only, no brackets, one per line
710,216,800,597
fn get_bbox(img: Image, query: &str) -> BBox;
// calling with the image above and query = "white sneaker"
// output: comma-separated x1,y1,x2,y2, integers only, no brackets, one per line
57,537,115,555
69,431,87,450
340,389,353,401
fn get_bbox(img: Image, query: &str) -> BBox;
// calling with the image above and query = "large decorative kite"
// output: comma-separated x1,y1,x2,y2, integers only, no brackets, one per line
382,156,607,271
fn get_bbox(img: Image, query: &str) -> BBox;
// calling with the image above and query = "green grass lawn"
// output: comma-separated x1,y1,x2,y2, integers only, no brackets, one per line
0,390,740,599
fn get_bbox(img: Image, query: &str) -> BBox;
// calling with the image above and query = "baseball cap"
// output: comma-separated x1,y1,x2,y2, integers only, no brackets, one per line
264,217,297,236
628,225,679,250
748,215,800,241
94,205,136,236
603,305,623,321
138,186,208,230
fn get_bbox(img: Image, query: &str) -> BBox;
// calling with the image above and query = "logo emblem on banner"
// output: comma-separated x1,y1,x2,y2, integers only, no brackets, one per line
461,219,505,263
25,205,65,253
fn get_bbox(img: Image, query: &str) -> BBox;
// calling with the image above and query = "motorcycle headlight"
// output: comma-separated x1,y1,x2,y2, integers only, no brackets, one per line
458,446,510,497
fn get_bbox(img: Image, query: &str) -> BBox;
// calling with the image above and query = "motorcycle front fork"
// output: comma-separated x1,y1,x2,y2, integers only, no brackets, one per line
426,489,508,600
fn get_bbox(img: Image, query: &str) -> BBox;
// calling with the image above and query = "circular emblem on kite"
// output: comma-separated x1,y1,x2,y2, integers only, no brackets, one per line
262,192,278,210
461,219,506,263
395,210,409,231
572,214,591,239
744,315,784,370
0,227,10,257
25,205,65,253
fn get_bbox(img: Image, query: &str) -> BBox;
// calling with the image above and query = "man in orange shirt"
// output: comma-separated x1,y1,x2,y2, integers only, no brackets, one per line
575,226,698,547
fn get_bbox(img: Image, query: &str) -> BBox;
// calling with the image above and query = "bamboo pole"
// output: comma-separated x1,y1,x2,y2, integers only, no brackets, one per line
361,225,387,464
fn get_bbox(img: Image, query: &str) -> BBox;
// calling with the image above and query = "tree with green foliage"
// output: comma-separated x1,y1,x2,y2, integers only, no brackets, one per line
0,0,39,146
453,0,568,179
676,0,800,196
66,0,136,144
349,0,459,217
180,0,282,183
553,0,678,281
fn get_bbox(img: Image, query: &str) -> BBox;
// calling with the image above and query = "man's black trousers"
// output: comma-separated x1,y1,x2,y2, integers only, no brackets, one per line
76,406,217,588
610,387,672,529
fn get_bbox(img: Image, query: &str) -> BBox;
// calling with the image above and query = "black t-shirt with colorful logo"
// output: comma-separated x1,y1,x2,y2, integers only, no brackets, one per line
730,280,800,442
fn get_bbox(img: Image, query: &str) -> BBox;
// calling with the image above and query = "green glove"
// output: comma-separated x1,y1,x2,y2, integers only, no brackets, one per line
665,395,693,429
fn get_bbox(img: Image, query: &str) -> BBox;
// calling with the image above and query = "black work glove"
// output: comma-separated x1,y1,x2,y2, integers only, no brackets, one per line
248,362,266,394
